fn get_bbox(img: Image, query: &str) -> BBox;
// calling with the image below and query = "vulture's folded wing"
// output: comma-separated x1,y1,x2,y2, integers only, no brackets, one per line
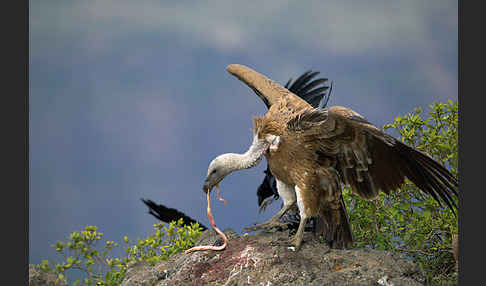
287,106,458,213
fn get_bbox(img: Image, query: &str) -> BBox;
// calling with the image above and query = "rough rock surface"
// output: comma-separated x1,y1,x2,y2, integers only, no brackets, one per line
29,264,68,286
120,229,425,286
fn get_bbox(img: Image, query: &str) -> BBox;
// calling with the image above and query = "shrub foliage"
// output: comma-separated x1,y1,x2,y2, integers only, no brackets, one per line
342,100,459,285
37,219,203,286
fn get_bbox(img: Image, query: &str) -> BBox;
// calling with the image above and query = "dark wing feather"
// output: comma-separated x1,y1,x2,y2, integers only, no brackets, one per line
256,168,277,207
285,70,331,109
289,71,321,94
257,70,332,209
141,199,207,230
298,78,328,96
288,106,458,214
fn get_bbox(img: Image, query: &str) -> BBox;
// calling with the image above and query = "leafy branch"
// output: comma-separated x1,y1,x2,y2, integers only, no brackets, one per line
37,219,204,286
343,100,459,285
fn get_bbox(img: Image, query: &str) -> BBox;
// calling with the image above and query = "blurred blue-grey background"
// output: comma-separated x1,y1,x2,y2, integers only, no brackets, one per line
30,0,457,270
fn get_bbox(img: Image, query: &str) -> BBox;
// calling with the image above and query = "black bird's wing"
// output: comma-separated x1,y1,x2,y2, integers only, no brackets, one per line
285,70,332,109
141,199,207,230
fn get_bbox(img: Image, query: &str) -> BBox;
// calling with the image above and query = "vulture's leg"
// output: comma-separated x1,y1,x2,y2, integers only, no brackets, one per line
290,186,314,250
291,213,309,250
244,179,295,232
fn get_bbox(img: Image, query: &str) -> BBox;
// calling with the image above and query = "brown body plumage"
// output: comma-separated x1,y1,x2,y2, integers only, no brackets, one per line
203,64,458,250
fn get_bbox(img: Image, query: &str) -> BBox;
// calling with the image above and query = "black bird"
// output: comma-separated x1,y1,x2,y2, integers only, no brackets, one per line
142,70,332,230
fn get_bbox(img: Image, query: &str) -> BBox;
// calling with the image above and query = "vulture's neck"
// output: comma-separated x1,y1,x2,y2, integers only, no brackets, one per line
222,135,268,171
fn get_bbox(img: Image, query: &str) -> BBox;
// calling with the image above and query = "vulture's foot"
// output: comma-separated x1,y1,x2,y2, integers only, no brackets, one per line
289,216,309,251
243,220,289,233
289,234,304,251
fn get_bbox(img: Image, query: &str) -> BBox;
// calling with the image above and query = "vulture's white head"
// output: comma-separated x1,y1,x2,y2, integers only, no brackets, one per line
202,134,272,193
202,154,236,193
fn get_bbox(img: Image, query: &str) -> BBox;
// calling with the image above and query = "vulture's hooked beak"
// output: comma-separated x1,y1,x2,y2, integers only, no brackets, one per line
202,171,225,193
203,178,219,194
202,182,226,204
202,179,211,194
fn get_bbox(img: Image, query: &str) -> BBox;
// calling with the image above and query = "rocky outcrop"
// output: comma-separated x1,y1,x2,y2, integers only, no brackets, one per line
120,229,425,286
29,264,67,286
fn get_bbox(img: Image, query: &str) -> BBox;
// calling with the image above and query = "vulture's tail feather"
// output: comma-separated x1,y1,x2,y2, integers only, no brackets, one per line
316,196,354,249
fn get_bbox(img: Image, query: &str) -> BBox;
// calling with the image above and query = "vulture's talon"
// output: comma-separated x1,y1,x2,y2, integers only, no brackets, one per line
290,238,303,251
290,232,305,250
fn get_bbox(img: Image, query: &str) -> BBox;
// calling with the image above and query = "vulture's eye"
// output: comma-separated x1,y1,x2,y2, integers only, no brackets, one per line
211,169,217,175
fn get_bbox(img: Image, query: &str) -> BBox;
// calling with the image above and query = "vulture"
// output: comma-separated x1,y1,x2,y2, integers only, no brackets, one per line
142,69,332,232
257,71,331,211
202,64,458,250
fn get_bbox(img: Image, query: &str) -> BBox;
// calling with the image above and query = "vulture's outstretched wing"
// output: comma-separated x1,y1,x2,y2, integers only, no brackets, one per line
257,71,332,210
287,106,458,213
227,64,310,110
141,199,208,230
